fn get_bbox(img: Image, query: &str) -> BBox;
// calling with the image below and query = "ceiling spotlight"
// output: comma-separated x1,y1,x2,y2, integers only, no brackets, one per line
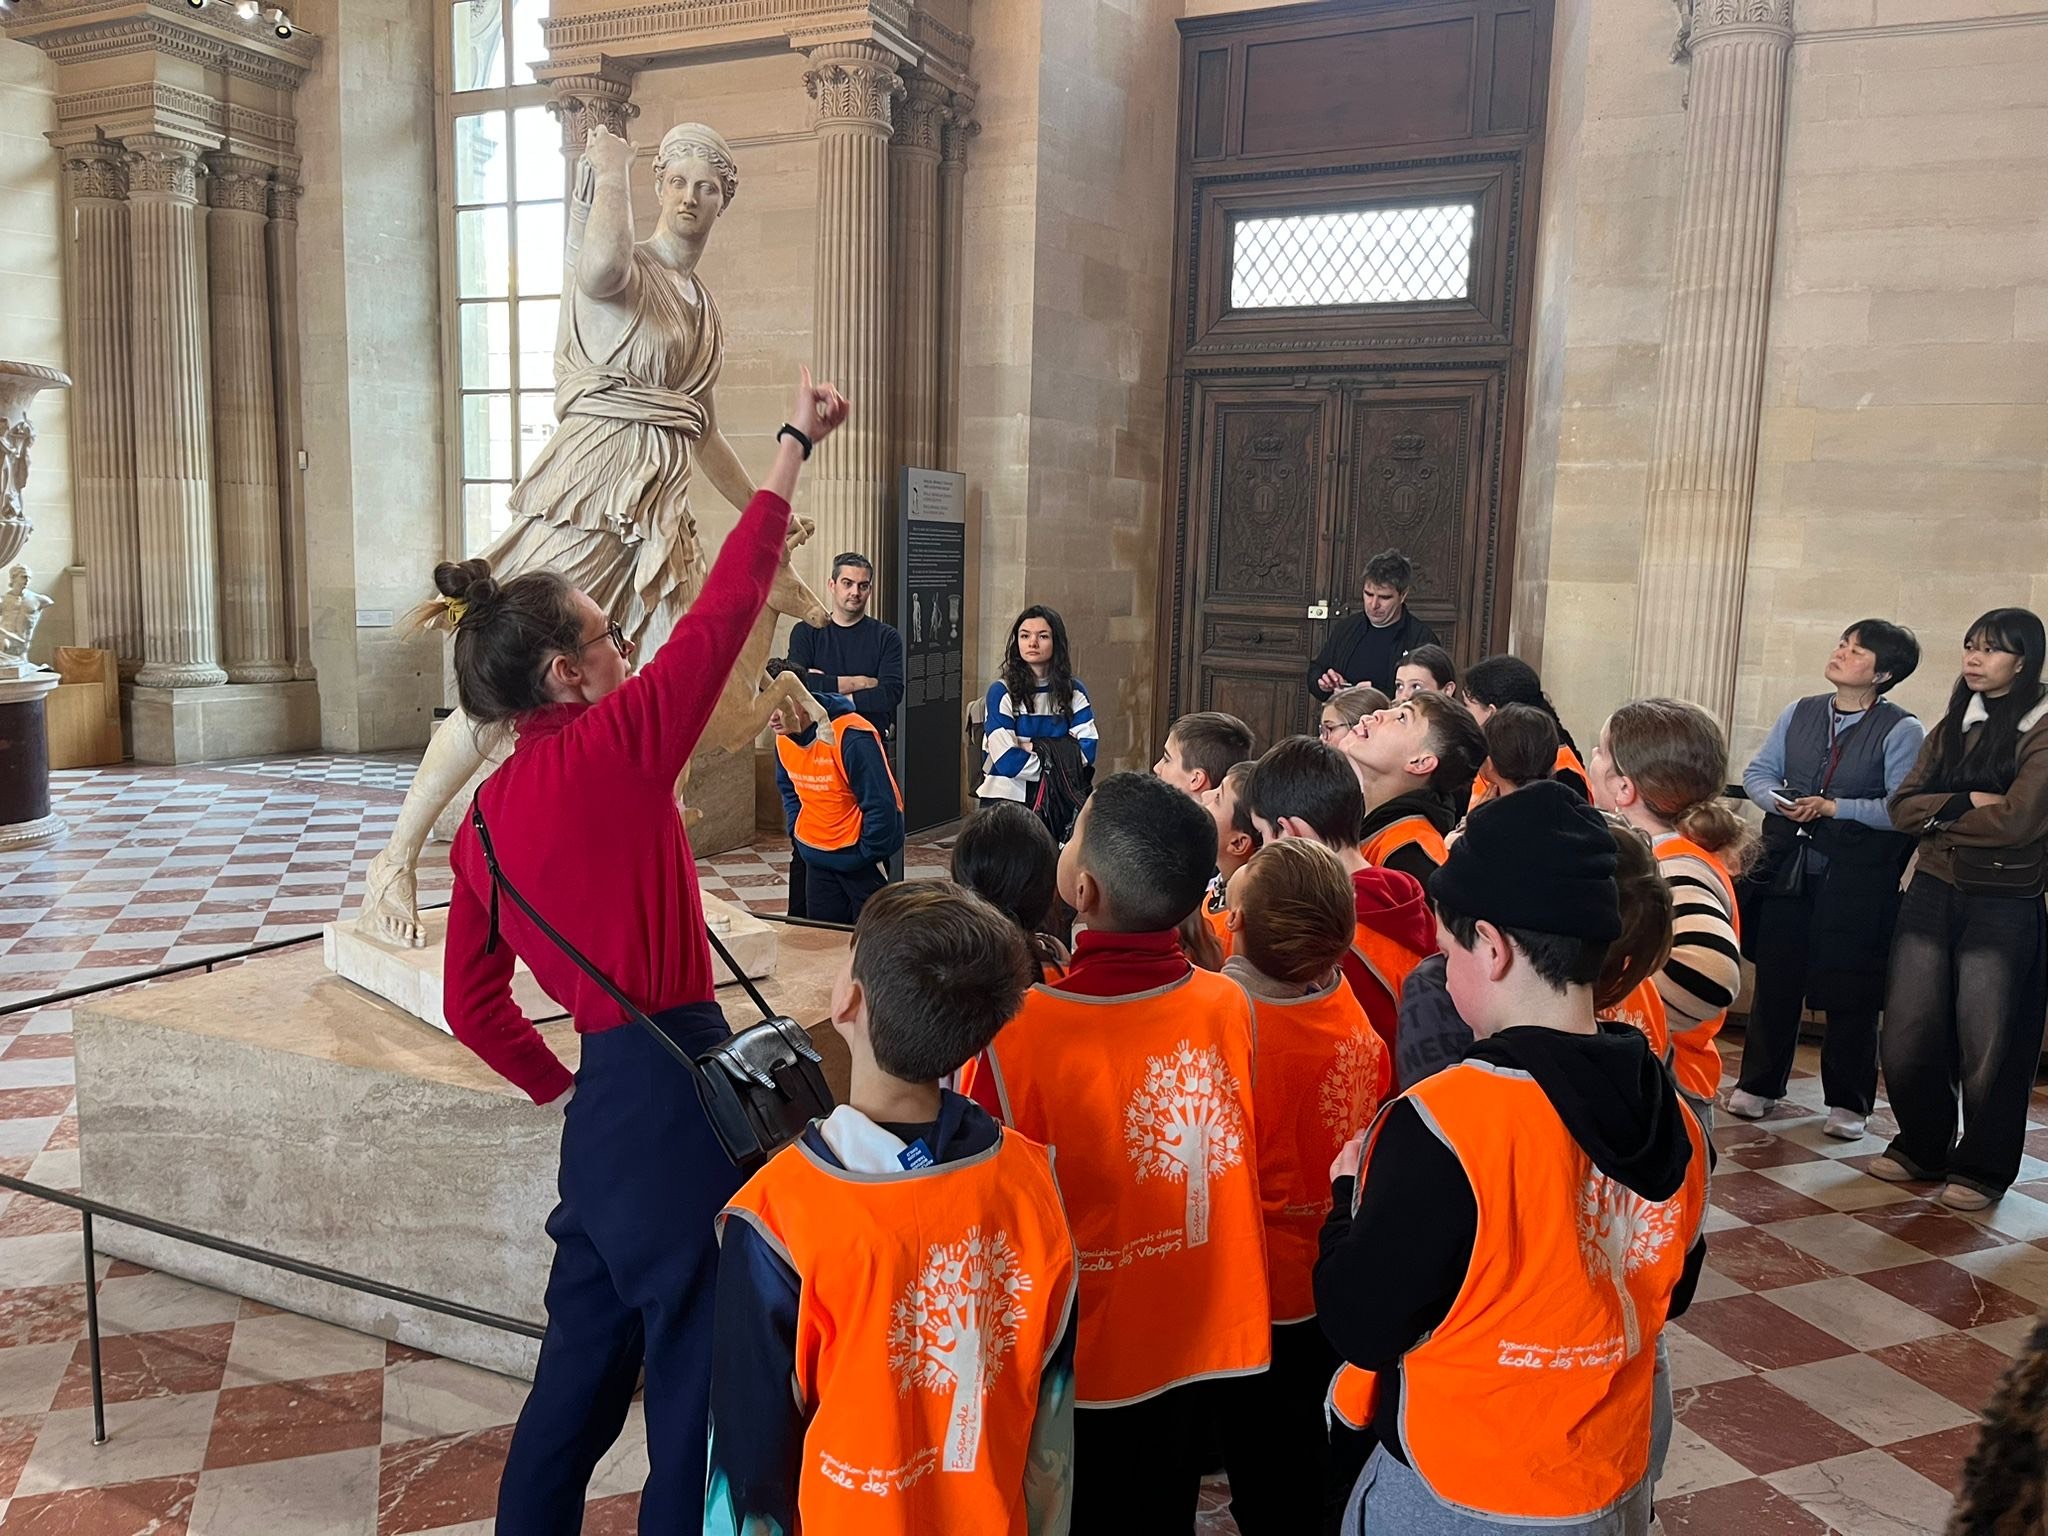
236,0,260,17
266,5,292,35
185,0,207,9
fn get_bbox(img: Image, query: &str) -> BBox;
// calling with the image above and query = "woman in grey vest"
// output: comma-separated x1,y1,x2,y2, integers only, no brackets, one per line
1728,621,1925,1139
1875,608,2048,1210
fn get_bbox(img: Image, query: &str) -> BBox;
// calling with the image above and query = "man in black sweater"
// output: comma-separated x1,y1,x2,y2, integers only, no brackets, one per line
1305,549,1439,702
783,552,904,915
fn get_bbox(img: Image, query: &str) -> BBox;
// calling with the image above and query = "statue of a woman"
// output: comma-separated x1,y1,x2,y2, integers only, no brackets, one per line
358,122,759,947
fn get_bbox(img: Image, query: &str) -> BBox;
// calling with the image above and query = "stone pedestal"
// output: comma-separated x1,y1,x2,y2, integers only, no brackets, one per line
325,901,780,1036
128,677,320,765
0,672,64,850
74,929,852,1376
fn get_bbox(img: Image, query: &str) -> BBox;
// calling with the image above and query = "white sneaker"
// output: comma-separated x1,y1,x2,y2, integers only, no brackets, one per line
1725,1088,1777,1120
1824,1107,1867,1140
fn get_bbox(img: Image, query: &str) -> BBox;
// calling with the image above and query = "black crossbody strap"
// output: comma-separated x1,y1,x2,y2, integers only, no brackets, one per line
466,798,772,1080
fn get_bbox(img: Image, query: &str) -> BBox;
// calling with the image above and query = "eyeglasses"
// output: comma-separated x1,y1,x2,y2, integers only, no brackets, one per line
1317,720,1345,738
580,621,631,659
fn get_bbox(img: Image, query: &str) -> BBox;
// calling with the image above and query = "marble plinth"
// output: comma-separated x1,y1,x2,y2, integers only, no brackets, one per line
324,898,779,1035
129,677,320,764
74,924,853,1378
0,672,64,850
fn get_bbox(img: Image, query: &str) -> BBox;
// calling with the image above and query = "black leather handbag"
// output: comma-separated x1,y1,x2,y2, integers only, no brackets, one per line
468,798,835,1175
1950,841,2048,901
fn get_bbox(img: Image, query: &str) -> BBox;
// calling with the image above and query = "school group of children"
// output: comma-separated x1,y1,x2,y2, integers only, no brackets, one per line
703,676,1736,1536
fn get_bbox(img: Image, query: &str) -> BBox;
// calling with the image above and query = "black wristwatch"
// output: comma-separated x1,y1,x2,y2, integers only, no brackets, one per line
777,423,813,460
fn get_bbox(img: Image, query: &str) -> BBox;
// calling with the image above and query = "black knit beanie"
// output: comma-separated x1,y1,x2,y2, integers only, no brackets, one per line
1429,779,1621,941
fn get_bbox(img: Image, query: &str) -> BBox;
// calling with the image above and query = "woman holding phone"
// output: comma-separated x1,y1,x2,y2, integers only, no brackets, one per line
1729,622,1924,1139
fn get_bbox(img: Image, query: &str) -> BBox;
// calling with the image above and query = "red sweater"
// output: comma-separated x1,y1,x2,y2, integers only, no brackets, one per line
442,489,792,1102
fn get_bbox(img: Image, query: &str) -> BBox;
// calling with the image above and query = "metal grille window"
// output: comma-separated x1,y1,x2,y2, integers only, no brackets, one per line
443,0,561,552
1229,203,1477,310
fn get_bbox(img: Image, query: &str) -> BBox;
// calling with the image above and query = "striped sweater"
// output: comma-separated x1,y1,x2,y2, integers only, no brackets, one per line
977,676,1099,802
1653,833,1743,1034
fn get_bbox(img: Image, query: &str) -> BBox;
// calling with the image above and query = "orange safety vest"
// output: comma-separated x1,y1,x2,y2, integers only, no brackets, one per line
1657,834,1741,1103
985,970,1271,1406
1603,977,1672,1063
1205,901,1233,957
1247,976,1384,1323
1469,744,1592,812
1395,1061,1708,1521
1361,813,1449,873
777,712,902,853
718,1129,1077,1534
1344,923,1427,1061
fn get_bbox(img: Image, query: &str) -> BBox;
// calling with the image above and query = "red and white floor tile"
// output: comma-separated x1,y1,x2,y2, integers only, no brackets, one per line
0,754,2027,1531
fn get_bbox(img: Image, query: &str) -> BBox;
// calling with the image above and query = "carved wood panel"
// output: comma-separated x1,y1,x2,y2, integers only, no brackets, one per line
1201,663,1310,756
1208,403,1322,604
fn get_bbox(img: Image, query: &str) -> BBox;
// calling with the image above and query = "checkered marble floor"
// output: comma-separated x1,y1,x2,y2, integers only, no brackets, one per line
0,755,2020,1531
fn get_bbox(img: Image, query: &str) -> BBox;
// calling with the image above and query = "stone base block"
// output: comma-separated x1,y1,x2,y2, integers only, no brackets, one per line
324,898,779,1035
75,926,854,1377
129,678,320,764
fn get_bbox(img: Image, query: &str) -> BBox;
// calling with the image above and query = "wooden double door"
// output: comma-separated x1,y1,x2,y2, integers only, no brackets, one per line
1178,373,1499,751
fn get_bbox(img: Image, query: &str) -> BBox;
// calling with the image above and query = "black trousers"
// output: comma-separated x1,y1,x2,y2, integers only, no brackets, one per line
1074,1382,1214,1535
496,1006,740,1534
1736,885,1881,1114
1217,1322,1336,1536
804,859,887,924
785,841,807,919
1881,872,2048,1196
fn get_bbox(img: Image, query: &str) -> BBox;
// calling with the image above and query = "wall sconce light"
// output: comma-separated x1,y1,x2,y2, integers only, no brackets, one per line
266,6,293,36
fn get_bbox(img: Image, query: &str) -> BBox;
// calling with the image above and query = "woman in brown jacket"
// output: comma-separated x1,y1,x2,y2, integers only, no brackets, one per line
1875,608,2048,1210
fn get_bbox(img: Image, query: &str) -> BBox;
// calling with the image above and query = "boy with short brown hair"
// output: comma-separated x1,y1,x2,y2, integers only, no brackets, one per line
1155,710,1256,796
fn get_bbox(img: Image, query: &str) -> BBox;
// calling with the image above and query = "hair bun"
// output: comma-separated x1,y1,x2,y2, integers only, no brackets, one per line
433,558,498,612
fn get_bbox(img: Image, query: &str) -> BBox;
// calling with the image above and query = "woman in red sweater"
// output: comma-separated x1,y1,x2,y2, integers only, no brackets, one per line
438,369,847,1532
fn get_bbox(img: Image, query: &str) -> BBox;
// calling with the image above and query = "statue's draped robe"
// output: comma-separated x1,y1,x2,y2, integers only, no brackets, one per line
484,248,723,659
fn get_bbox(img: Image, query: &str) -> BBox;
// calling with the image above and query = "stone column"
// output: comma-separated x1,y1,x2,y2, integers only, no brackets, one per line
207,154,292,683
60,140,145,677
268,173,316,680
1630,0,1796,721
803,42,901,584
889,75,947,480
936,104,977,470
126,135,226,689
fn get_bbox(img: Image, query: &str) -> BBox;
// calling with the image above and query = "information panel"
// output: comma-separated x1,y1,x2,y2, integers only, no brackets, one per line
896,468,967,834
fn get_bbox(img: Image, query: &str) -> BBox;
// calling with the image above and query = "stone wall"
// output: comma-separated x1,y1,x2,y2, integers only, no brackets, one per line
1519,0,2048,767
296,0,447,751
0,37,75,658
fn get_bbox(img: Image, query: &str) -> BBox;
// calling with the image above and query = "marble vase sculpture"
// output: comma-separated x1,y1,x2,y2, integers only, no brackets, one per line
346,119,820,969
0,361,72,850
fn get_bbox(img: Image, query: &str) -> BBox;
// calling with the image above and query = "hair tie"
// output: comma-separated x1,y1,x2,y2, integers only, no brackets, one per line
444,596,469,627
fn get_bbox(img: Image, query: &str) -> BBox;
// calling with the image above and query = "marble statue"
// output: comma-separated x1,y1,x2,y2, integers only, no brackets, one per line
0,566,52,673
357,121,823,947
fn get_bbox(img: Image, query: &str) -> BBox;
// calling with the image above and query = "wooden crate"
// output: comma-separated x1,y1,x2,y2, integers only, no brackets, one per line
47,646,123,768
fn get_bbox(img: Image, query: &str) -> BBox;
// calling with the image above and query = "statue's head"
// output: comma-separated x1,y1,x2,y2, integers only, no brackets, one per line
652,123,738,239
6,566,25,592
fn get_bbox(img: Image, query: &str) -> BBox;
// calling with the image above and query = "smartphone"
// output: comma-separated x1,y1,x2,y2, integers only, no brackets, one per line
1769,788,1798,808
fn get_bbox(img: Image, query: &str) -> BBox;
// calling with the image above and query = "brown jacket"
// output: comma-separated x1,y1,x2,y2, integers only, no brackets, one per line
1889,692,2048,888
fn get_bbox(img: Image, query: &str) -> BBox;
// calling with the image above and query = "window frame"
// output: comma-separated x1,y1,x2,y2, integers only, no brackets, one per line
434,0,563,560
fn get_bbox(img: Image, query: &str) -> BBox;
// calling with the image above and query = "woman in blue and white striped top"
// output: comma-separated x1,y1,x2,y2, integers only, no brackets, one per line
977,604,1098,841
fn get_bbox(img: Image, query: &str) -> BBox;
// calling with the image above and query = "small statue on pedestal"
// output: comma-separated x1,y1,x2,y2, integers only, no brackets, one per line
0,566,52,675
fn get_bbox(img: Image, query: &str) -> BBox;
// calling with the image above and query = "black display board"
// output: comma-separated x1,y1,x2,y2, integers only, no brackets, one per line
896,468,967,833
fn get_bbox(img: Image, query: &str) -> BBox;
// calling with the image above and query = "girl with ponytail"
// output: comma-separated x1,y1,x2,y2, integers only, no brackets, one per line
1590,698,1746,1130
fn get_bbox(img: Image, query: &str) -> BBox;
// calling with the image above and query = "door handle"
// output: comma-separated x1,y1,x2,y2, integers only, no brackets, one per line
1307,601,1330,620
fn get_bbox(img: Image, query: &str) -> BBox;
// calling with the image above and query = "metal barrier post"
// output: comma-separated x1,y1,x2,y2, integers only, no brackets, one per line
82,1212,106,1445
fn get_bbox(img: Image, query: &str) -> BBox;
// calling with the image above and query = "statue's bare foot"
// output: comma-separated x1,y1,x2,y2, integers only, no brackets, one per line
358,849,425,948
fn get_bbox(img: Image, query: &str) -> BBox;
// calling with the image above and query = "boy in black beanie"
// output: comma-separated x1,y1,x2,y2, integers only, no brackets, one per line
1313,782,1708,1536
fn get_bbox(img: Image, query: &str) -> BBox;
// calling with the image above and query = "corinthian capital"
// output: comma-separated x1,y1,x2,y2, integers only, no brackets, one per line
206,154,273,216
1673,0,1795,58
892,74,951,155
547,78,639,154
803,42,903,134
268,173,303,223
125,136,202,201
63,141,129,202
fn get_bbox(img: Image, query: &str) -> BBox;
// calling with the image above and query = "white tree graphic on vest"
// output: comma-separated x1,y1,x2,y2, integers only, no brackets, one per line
1123,1040,1248,1246
1317,1033,1377,1151
885,1227,1034,1474
1576,1172,1679,1359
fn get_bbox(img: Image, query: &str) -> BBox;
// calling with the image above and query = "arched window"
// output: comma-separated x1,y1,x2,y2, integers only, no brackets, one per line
439,0,561,552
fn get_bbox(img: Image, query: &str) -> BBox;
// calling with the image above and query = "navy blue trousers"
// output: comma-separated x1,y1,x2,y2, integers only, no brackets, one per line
496,1004,741,1535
